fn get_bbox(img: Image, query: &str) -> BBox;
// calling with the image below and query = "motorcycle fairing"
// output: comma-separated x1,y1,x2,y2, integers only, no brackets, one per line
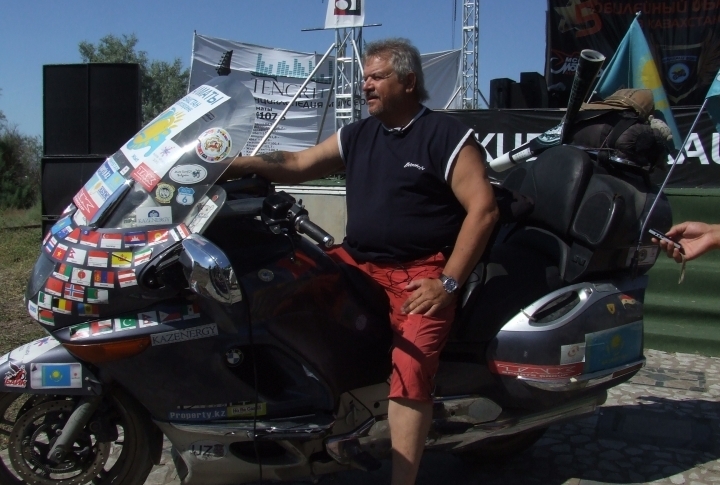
0,336,100,395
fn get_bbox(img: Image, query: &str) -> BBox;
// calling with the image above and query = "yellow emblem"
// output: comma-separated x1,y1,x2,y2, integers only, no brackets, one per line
607,303,616,314
127,108,184,157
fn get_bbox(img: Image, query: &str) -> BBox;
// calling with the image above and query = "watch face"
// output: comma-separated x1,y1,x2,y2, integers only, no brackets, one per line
442,276,458,294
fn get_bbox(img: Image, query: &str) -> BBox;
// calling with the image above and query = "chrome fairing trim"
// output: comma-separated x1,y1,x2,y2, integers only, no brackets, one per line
164,414,335,440
500,276,648,333
180,234,243,304
517,359,645,391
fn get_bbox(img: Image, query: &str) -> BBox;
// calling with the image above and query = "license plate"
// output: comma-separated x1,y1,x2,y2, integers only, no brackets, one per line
625,246,658,266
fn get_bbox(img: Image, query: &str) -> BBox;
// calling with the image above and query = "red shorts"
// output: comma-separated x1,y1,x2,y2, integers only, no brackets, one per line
328,247,454,402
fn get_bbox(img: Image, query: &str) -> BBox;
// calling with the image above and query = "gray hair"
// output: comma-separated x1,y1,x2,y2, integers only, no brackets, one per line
363,38,429,102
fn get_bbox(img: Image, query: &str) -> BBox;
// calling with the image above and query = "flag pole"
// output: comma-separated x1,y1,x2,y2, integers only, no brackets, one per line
631,98,709,274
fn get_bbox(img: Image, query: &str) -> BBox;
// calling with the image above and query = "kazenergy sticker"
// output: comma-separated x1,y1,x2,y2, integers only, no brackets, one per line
151,324,218,346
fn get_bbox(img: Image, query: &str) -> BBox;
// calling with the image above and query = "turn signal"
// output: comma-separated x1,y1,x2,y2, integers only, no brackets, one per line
64,336,151,364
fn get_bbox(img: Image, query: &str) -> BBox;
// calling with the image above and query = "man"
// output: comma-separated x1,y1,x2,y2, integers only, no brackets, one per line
656,221,720,262
225,38,498,484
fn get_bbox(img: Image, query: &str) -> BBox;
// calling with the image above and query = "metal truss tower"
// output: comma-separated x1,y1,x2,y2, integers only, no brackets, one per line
333,28,364,131
461,0,479,109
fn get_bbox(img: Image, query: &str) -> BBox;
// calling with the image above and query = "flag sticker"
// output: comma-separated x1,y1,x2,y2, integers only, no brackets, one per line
139,311,159,328
53,298,73,314
87,250,109,268
114,317,138,332
176,224,190,239
159,309,183,324
148,229,169,246
65,228,81,243
111,252,133,268
78,303,99,317
53,263,73,282
124,231,147,247
100,233,122,249
45,278,64,297
93,270,115,288
38,291,53,309
52,243,69,261
118,269,137,288
63,284,85,302
70,323,90,340
27,300,39,320
80,230,100,247
30,363,82,389
66,247,87,265
39,310,54,326
134,248,153,266
86,288,109,304
70,268,92,286
184,303,201,320
91,319,114,335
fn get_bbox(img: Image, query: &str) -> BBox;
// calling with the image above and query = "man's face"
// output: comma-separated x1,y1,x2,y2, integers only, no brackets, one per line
362,56,412,118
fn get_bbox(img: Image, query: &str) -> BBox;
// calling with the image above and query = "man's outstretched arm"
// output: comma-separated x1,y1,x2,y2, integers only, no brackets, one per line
222,133,344,184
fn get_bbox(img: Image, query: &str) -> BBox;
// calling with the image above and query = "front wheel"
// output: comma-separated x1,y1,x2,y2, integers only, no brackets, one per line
0,388,154,485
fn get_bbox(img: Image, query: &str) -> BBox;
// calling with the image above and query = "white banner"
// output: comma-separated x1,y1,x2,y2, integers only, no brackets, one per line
325,0,365,29
189,34,461,154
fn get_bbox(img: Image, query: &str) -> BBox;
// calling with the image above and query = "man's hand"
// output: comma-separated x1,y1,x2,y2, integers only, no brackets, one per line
401,278,456,316
655,221,720,262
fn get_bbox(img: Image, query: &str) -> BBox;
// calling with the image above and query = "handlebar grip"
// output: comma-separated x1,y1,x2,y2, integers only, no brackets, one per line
295,216,335,248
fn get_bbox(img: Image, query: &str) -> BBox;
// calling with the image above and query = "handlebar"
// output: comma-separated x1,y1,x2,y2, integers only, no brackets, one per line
295,215,335,248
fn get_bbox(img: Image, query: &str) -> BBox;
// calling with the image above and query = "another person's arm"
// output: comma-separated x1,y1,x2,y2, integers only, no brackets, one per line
222,133,344,184
656,221,720,262
402,140,499,316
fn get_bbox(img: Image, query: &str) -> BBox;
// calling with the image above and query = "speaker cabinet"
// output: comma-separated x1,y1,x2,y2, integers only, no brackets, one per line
43,64,141,156
520,72,549,109
490,78,514,109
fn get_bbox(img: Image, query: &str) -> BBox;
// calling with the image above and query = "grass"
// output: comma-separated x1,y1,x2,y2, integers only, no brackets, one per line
0,206,45,356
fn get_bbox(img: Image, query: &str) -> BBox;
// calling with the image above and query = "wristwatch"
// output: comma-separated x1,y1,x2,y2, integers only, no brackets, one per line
439,274,459,294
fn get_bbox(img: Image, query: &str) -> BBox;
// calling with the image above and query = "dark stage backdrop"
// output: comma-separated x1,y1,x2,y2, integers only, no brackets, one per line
545,0,720,108
445,107,720,188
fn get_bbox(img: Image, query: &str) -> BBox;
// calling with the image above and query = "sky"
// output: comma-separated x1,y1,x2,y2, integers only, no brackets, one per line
0,0,547,138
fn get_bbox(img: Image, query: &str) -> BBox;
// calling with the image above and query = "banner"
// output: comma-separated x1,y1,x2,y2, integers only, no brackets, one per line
546,0,720,108
189,33,461,154
325,0,365,29
445,107,720,188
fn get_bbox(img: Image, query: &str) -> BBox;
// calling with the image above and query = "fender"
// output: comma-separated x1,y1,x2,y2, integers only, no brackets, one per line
0,336,101,395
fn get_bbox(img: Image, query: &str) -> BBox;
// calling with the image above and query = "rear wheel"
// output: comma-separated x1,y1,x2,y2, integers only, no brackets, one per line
454,427,547,463
0,389,154,485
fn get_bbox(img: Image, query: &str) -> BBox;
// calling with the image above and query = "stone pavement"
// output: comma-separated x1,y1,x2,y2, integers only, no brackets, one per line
146,349,720,485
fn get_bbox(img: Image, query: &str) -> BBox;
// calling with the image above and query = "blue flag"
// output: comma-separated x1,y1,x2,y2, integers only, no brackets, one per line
705,69,720,133
594,18,682,150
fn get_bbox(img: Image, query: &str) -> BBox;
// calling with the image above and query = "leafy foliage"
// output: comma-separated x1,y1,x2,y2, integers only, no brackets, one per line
79,34,190,125
0,92,42,210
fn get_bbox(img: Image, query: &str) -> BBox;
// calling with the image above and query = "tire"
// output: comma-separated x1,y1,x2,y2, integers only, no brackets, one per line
0,388,154,485
454,427,547,463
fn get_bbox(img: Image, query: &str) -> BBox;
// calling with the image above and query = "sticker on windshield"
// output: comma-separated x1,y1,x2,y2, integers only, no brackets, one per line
188,199,218,233
155,183,175,204
195,128,232,163
176,187,195,206
135,206,172,226
120,85,230,177
169,165,207,184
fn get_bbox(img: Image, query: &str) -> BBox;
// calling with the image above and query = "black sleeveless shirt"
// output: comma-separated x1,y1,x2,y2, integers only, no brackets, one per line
338,108,474,263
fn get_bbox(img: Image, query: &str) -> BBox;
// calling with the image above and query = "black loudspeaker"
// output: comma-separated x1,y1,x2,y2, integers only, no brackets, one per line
41,156,105,233
43,65,88,156
490,78,514,109
43,64,141,156
520,72,549,109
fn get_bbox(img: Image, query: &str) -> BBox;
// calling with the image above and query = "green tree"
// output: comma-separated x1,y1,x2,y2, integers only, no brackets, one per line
0,101,42,208
79,34,190,125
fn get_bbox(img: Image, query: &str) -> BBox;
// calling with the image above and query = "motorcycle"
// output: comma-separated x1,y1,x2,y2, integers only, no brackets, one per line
0,74,671,485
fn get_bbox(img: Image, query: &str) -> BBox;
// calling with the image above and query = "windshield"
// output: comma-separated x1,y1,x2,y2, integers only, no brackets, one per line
70,75,255,230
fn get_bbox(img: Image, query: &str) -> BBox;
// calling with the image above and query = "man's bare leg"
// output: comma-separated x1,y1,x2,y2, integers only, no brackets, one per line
388,398,433,485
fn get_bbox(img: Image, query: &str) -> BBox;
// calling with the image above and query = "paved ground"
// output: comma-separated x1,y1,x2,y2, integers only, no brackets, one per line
144,348,720,485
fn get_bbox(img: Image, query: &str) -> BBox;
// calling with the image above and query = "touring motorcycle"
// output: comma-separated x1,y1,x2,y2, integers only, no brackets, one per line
0,74,671,484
